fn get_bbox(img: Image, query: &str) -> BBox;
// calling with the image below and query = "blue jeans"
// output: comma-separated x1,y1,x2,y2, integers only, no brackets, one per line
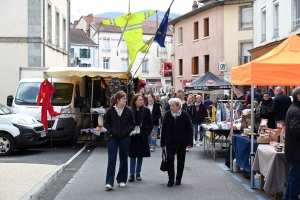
148,125,158,148
130,157,143,175
194,121,205,141
106,136,130,186
282,161,300,200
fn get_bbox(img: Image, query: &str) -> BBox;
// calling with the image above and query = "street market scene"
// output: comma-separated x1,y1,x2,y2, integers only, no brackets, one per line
0,0,300,199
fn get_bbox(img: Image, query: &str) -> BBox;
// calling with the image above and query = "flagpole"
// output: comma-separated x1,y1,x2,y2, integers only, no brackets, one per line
127,39,155,86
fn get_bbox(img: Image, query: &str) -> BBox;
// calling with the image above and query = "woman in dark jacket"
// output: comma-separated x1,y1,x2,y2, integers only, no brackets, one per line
283,87,300,200
259,92,275,128
103,91,135,190
161,98,193,187
146,94,161,151
128,94,153,182
194,95,207,146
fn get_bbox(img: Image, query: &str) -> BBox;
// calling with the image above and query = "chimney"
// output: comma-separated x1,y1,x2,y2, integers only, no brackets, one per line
192,1,198,10
73,20,79,27
86,14,94,37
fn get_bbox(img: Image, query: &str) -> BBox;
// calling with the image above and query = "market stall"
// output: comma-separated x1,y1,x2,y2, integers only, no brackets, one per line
231,34,300,189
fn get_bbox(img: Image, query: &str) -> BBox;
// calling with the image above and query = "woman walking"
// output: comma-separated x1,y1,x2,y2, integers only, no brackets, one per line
128,94,153,182
146,94,161,152
161,98,193,187
103,91,135,190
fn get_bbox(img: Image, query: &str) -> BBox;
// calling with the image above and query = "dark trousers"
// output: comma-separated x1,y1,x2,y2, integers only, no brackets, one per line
282,161,300,200
105,136,130,186
166,146,186,181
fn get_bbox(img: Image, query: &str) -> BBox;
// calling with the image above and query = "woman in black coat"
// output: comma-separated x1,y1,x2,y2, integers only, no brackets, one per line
128,94,153,182
259,92,275,128
103,91,135,190
161,98,193,187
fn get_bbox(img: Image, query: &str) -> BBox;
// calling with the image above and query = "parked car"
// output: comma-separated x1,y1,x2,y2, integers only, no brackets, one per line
0,103,47,156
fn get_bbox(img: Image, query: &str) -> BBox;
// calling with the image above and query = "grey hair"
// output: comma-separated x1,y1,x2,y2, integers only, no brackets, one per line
292,86,300,101
275,86,283,93
168,98,182,109
177,89,184,94
196,95,202,99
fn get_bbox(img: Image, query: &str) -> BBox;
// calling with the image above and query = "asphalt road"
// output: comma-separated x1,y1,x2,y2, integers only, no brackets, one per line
34,143,274,200
0,141,86,165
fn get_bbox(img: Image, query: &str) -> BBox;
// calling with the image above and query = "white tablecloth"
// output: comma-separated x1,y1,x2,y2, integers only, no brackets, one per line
252,145,289,196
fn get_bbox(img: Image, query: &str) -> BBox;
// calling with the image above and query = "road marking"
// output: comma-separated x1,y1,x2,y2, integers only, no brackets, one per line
242,183,254,193
217,163,231,174
232,175,242,182
255,195,266,200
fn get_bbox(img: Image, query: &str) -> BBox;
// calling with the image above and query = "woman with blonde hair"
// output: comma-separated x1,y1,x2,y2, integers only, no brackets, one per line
103,91,135,190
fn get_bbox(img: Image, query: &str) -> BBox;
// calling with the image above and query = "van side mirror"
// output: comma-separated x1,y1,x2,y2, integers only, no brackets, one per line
7,95,13,107
75,97,85,108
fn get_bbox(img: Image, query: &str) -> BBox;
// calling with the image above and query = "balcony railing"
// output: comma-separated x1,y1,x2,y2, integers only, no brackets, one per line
273,27,279,38
241,21,253,28
142,69,149,74
102,49,111,52
239,56,252,65
292,18,300,31
261,33,266,43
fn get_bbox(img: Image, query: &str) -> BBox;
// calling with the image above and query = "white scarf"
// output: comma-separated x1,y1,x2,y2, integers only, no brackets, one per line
171,109,182,118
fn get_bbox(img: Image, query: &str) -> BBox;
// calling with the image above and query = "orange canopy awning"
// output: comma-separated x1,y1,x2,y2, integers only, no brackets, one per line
231,34,300,86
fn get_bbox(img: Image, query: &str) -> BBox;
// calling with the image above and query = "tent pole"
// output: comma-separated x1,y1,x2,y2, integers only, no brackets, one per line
230,86,233,172
250,83,255,188
91,78,94,128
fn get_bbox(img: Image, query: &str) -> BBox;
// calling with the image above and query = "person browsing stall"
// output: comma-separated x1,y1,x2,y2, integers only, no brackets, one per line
271,86,291,127
103,91,135,190
128,94,153,182
161,98,193,187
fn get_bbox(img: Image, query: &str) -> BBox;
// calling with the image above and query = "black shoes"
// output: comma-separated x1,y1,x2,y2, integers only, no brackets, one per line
175,180,181,185
167,180,174,187
136,174,142,181
128,175,134,182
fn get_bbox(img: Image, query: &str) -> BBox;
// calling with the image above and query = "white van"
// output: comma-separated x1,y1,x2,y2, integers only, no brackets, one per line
0,103,46,156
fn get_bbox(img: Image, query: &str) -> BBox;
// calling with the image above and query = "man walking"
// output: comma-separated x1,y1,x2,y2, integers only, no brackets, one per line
271,86,291,127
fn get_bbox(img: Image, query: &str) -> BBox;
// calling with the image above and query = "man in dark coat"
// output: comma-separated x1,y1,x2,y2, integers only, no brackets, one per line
282,87,300,200
259,92,275,128
271,86,291,127
164,87,177,111
176,89,187,111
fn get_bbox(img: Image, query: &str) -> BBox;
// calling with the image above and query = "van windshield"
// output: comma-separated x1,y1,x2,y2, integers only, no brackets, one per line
15,82,73,106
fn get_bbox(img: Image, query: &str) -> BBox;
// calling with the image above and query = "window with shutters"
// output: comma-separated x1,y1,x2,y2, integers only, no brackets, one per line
203,18,209,37
191,57,199,75
55,10,60,46
79,48,90,58
292,0,300,31
273,2,279,37
178,27,183,44
79,63,91,67
142,60,149,74
178,59,183,76
194,21,199,40
240,7,253,30
261,8,266,42
62,18,66,49
204,55,209,73
47,4,52,43
121,59,128,71
103,39,110,52
103,58,110,69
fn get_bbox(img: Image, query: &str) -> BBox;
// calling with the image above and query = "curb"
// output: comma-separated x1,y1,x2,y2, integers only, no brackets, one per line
20,143,87,200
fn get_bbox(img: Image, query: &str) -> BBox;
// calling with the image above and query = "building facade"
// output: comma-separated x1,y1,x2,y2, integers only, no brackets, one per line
74,14,173,93
169,0,253,93
0,0,70,104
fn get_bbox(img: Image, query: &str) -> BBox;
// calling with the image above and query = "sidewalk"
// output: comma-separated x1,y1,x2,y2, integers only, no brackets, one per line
0,144,87,200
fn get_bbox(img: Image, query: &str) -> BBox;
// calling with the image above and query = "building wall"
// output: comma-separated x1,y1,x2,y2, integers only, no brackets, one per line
0,0,69,104
253,0,300,48
70,44,97,67
224,4,253,82
173,6,224,91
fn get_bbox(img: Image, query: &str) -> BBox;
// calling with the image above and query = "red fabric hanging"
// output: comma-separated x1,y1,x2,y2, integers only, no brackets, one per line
36,80,60,133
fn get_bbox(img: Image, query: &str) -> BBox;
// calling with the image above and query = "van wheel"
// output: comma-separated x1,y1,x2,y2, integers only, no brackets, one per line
0,133,15,156
70,124,78,145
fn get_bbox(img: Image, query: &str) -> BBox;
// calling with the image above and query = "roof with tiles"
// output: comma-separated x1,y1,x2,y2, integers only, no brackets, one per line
71,28,97,45
88,16,172,36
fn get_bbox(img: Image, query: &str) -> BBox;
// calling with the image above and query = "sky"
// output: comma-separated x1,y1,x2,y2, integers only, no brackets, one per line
71,0,196,22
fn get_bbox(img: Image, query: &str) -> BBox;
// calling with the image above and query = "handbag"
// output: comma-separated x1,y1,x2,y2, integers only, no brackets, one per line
160,149,168,172
130,109,144,136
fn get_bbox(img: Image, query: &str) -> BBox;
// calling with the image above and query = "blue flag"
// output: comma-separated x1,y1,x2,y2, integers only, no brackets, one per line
154,0,174,47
